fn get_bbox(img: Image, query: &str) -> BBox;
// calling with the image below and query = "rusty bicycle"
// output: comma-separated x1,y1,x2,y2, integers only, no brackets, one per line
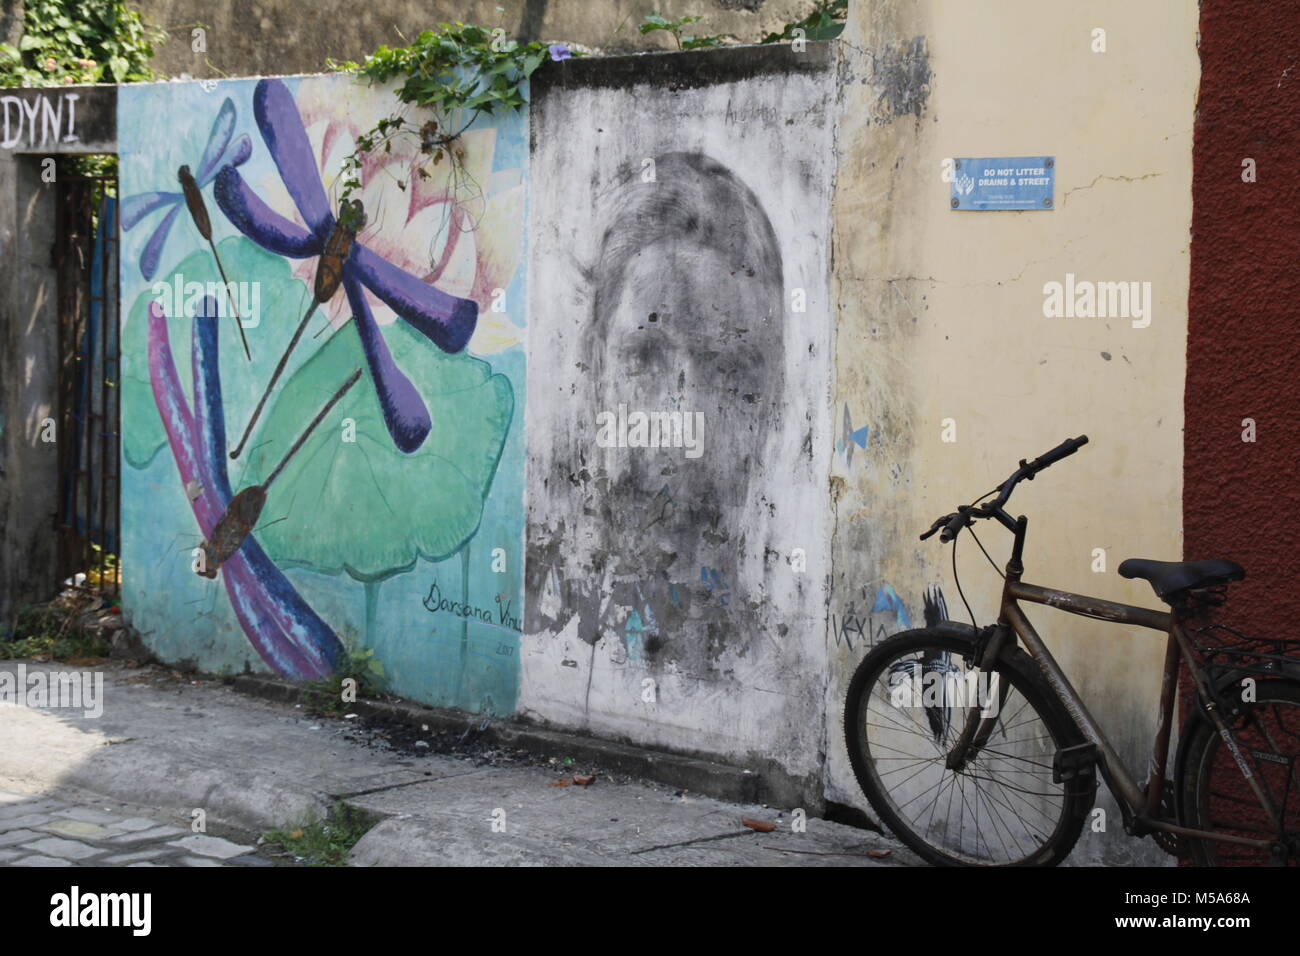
844,436,1300,866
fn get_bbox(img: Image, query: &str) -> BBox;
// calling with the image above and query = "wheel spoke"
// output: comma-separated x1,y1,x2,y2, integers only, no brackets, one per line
851,637,1078,865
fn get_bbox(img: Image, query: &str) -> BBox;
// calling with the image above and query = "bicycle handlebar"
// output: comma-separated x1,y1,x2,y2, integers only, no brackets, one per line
920,436,1089,542
1024,434,1089,476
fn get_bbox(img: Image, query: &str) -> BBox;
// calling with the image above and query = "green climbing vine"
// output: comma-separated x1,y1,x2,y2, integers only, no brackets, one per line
0,1,163,180
0,0,163,87
328,23,569,211
761,0,848,43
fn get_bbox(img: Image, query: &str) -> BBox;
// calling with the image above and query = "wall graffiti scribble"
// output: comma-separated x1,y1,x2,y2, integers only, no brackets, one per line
830,584,946,652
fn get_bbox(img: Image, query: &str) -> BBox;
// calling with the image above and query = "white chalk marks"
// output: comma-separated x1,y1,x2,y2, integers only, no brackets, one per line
1,90,79,149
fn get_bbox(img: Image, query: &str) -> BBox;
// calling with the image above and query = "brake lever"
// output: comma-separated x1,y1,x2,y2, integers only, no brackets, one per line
919,514,953,541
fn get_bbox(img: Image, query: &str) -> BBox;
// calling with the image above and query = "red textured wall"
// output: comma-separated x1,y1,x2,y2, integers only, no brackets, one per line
1187,0,1300,628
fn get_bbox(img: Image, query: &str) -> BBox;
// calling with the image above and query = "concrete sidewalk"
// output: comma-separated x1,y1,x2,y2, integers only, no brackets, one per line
0,659,915,866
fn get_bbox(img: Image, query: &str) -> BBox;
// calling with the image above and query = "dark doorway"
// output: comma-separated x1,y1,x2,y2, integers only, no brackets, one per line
53,159,120,596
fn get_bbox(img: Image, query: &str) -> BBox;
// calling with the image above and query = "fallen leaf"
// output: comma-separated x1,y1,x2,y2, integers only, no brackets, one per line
741,816,776,833
572,775,596,787
868,848,892,859
548,778,572,788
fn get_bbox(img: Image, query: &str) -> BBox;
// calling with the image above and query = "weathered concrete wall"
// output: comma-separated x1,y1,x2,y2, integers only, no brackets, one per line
0,151,59,630
116,73,528,710
0,85,116,629
129,0,817,78
828,1,1198,863
523,44,836,805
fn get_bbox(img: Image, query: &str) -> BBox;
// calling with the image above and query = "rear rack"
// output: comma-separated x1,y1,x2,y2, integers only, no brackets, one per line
1191,623,1300,683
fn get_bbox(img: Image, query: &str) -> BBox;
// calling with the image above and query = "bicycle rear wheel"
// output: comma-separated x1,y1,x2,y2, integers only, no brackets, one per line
844,624,1093,866
1180,679,1300,866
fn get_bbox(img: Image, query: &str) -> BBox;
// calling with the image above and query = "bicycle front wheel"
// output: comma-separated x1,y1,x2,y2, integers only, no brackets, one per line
844,624,1093,866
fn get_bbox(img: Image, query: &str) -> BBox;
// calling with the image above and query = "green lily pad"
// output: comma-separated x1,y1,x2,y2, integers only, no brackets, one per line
241,315,513,581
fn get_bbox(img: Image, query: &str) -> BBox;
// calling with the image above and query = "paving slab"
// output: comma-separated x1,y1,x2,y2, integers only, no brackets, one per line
0,801,66,820
0,813,55,831
0,829,45,847
11,855,74,867
166,834,254,859
18,836,103,860
101,849,174,865
60,807,122,824
106,824,189,844
110,817,164,833
43,820,113,839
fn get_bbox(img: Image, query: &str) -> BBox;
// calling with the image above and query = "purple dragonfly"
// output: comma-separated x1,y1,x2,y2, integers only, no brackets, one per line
147,294,344,680
213,78,479,454
121,97,251,281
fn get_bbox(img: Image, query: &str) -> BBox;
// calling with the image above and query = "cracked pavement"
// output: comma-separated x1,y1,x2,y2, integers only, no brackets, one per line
0,659,915,866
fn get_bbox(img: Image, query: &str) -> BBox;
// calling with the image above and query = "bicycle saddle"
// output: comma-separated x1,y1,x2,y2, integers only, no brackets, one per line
1117,558,1245,601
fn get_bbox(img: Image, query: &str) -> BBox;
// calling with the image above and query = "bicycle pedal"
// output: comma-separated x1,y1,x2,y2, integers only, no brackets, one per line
1053,742,1098,784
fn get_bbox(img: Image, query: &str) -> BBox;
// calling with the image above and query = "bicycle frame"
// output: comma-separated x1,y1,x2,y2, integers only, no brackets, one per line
968,515,1284,852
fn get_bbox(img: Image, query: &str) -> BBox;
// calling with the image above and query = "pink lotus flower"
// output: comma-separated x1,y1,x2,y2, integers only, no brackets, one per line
252,78,525,353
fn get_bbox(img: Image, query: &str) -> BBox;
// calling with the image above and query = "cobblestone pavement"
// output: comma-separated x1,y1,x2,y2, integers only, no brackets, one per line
0,789,276,867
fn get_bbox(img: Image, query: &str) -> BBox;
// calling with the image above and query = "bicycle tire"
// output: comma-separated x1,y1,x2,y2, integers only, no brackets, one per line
844,623,1093,866
1180,678,1300,866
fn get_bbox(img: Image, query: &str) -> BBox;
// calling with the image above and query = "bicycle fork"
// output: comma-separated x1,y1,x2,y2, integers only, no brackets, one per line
944,624,1014,772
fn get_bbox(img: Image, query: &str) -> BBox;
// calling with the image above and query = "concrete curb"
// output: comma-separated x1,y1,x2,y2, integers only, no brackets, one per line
60,761,331,835
230,675,764,805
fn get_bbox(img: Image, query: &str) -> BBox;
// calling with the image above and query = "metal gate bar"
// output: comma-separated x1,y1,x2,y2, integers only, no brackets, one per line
54,162,120,597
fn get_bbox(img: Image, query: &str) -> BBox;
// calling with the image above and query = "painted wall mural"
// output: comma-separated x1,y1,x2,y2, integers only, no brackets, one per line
118,73,527,713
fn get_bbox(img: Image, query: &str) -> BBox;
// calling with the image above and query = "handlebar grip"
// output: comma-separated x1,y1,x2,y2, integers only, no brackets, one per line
939,511,969,543
1027,435,1088,474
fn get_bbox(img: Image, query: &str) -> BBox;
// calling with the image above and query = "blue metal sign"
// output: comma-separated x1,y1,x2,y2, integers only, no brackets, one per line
951,156,1054,210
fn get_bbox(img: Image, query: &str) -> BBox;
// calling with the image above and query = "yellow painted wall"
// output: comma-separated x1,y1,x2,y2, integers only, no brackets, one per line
827,1,1199,863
